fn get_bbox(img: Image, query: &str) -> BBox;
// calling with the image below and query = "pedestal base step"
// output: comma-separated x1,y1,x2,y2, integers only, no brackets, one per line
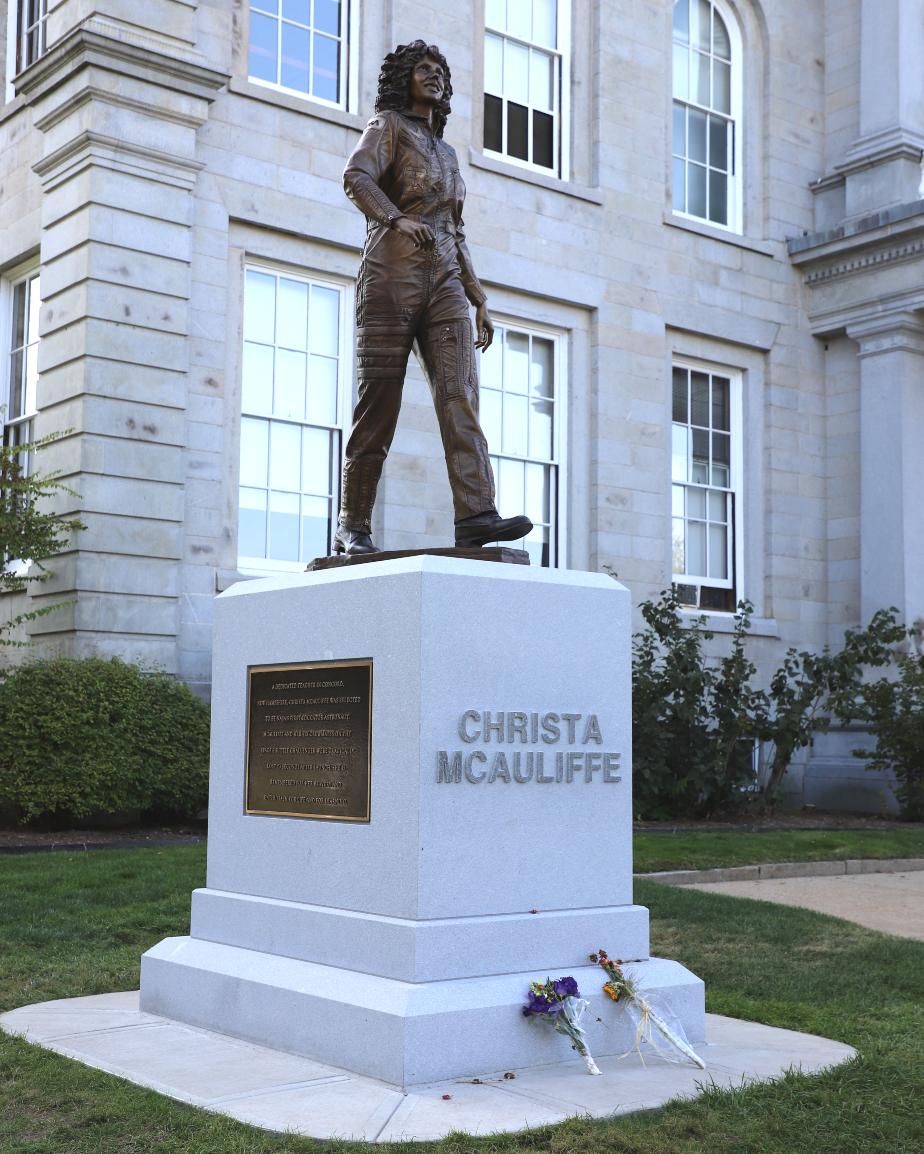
140,938,704,1086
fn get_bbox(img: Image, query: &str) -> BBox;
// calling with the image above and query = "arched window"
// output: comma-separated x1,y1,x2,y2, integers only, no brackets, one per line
671,0,741,230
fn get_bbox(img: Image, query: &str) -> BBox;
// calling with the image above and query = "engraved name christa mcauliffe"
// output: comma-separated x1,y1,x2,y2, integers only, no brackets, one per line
436,710,622,785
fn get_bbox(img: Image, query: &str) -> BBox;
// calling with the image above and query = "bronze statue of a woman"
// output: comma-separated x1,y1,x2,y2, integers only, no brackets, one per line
335,40,532,555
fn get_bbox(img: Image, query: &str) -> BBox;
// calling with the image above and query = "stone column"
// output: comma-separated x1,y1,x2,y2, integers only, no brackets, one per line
17,15,227,668
847,311,924,627
840,0,924,215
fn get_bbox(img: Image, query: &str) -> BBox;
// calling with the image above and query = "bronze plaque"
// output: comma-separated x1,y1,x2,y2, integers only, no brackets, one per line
245,659,372,822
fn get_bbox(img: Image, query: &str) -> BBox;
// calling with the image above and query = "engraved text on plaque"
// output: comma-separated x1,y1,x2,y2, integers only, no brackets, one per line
245,659,372,821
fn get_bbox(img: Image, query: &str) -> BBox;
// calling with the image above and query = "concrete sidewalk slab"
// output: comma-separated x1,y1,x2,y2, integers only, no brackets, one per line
0,992,855,1142
685,871,924,940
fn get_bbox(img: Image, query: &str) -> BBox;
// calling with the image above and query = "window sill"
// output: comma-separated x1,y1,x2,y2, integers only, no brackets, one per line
468,149,604,205
228,77,364,131
663,211,777,257
678,608,780,639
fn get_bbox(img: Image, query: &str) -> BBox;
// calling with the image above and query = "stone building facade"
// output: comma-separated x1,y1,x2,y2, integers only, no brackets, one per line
1,1,922,808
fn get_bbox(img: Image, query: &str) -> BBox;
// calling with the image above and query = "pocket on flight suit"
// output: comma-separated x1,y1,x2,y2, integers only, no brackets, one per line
436,323,471,401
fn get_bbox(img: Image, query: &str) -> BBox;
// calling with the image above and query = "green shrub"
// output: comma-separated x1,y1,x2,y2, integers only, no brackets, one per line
0,657,209,823
631,591,765,819
846,645,924,821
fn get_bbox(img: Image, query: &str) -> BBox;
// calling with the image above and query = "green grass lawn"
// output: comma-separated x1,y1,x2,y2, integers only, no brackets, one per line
1,844,922,1152
633,827,924,873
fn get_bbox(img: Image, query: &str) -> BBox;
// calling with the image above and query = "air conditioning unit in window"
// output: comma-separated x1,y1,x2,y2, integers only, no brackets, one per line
672,583,735,613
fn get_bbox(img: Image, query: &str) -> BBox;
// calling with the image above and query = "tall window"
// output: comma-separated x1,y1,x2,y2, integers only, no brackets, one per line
671,362,740,611
13,0,49,75
2,270,41,473
671,0,739,229
479,323,564,567
239,267,346,569
248,0,348,106
483,0,568,174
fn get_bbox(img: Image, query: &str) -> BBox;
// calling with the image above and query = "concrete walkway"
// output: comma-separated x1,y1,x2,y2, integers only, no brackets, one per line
0,993,854,1143
684,869,924,940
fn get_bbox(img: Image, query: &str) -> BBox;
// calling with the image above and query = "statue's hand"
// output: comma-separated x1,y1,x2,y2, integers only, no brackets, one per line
393,216,435,248
475,303,494,351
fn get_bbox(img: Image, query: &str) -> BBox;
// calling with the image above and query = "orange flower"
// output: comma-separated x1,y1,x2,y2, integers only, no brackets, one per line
603,982,620,1002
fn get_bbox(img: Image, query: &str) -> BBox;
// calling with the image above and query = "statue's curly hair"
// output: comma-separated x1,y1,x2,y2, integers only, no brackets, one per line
375,40,452,138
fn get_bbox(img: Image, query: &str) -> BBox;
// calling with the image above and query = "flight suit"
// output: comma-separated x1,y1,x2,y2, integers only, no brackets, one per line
339,108,497,534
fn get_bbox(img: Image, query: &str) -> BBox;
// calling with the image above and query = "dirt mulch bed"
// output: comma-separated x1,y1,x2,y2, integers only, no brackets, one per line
0,825,206,853
635,813,920,833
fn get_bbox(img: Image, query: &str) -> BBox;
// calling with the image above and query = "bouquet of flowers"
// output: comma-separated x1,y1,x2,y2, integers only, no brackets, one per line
589,948,706,1069
522,976,602,1075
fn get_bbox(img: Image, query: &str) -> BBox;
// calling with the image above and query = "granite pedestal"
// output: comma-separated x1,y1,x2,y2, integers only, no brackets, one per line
140,555,704,1087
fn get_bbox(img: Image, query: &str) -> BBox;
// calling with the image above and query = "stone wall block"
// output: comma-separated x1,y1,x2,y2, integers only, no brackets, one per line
78,511,182,560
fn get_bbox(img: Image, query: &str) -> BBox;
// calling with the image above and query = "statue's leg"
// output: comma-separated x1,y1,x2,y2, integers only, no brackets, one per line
416,317,497,522
336,318,415,551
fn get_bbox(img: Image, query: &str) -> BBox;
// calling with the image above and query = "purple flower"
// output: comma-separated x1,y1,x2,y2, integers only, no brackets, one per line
524,990,554,1016
553,977,579,999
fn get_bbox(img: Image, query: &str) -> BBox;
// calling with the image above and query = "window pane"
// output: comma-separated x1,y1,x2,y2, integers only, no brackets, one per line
8,351,24,419
712,377,729,430
673,0,690,43
507,0,531,40
307,355,338,425
694,50,710,105
505,39,529,104
245,270,276,343
27,277,41,343
709,116,728,170
11,283,27,349
671,423,688,481
240,418,269,487
506,332,529,391
693,0,711,52
248,12,278,83
24,344,38,415
532,0,556,48
484,94,503,151
709,524,728,578
672,485,684,517
708,489,727,521
269,491,300,560
713,59,731,114
312,32,340,102
252,0,279,12
301,425,332,494
709,171,728,224
712,430,730,468
673,104,685,155
689,109,707,162
688,163,707,217
713,9,731,58
485,0,506,32
672,367,688,422
480,388,502,445
711,462,729,487
686,487,706,518
282,0,309,20
485,33,503,93
242,342,273,414
301,494,330,560
503,393,529,456
309,285,340,355
672,156,686,211
672,43,689,100
281,22,309,93
277,277,308,349
691,429,709,482
314,0,341,36
533,110,553,168
275,349,306,420
687,520,706,575
672,517,685,572
239,488,268,557
498,457,525,516
529,398,553,459
525,461,550,523
270,421,301,490
480,340,503,390
691,372,709,425
529,49,552,110
530,337,554,397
